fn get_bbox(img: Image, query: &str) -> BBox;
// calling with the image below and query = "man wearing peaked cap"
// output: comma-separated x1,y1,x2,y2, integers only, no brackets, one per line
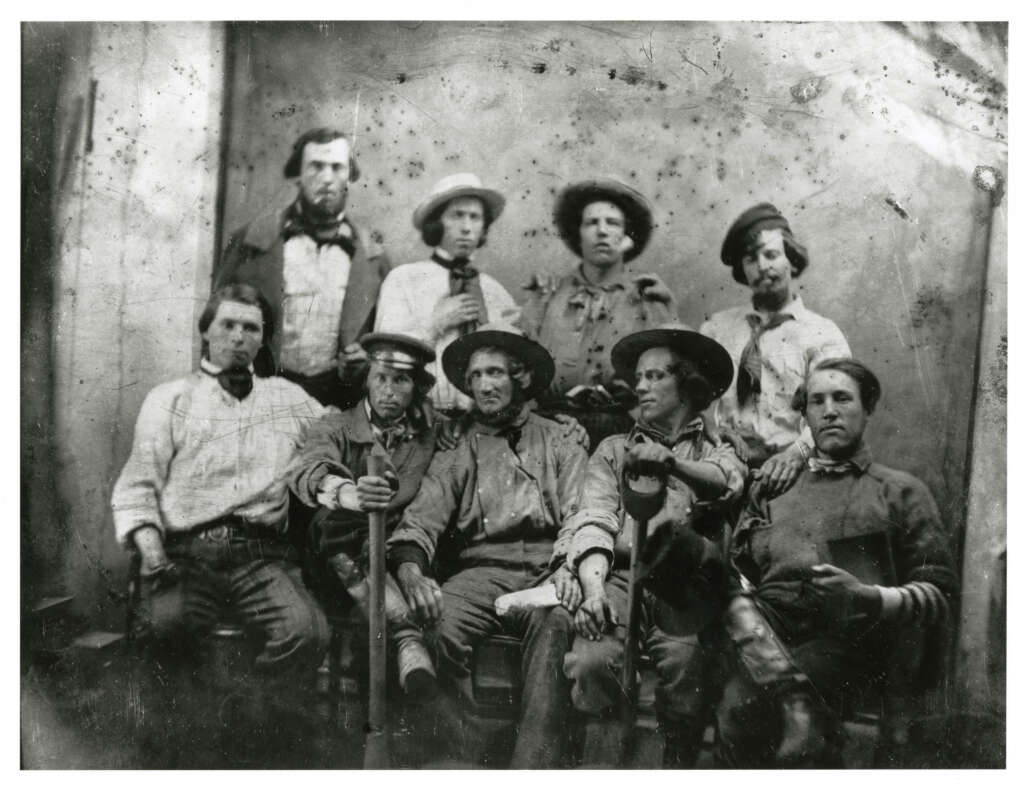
387,324,588,767
522,177,680,449
289,331,443,697
215,127,392,410
699,202,850,497
555,324,747,767
375,173,521,416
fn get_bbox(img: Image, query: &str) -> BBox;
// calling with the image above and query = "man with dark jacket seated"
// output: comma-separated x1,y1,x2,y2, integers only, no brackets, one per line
716,358,958,767
557,326,746,767
387,325,588,768
288,332,442,697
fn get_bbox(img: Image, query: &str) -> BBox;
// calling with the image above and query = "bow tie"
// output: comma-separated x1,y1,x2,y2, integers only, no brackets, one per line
203,365,253,401
431,251,479,278
282,203,357,256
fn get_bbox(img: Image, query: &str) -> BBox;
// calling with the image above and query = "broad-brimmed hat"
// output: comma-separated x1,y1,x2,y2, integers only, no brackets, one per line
611,325,733,400
553,177,654,263
412,173,506,230
720,202,808,284
360,332,436,373
442,324,555,400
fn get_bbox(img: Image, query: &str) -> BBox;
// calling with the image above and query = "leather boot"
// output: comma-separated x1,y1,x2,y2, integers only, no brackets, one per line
395,634,437,698
775,689,832,767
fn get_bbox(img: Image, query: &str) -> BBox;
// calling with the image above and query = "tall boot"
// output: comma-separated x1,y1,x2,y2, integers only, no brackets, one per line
328,554,437,696
776,689,840,768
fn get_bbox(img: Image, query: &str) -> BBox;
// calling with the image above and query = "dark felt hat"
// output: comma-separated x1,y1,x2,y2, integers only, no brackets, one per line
442,325,555,400
611,325,734,400
720,202,808,284
553,178,653,263
360,332,436,370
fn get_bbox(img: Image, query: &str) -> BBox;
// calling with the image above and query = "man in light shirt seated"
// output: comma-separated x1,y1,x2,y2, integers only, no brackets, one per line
111,284,329,680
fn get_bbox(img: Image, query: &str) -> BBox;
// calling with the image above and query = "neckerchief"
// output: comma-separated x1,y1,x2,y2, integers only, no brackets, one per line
807,445,872,476
475,403,530,450
201,358,254,401
431,250,489,334
736,311,795,405
566,266,627,331
281,200,357,256
631,417,704,449
365,400,410,452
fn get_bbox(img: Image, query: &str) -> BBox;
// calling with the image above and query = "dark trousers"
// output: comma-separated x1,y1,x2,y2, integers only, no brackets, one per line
564,571,725,727
136,534,330,676
435,564,574,769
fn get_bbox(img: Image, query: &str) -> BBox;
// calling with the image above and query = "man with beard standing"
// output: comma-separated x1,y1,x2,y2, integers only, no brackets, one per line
387,326,587,768
700,204,850,497
215,128,392,409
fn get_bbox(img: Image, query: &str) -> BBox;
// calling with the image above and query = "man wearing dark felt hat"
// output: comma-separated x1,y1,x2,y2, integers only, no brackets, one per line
699,202,850,497
215,127,392,410
386,325,588,767
555,325,747,767
288,332,443,697
522,177,680,449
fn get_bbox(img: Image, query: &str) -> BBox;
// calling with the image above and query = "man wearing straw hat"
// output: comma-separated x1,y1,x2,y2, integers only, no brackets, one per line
375,173,521,416
557,325,746,767
289,332,441,697
215,128,392,410
522,177,678,449
387,325,587,768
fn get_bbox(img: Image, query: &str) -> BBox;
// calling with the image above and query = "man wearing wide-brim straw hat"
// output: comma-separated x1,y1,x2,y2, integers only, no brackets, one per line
375,172,521,417
555,324,747,767
289,332,444,697
699,202,850,497
522,176,681,450
387,324,588,768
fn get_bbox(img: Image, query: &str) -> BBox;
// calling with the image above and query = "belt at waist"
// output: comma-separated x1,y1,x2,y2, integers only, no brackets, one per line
166,515,287,545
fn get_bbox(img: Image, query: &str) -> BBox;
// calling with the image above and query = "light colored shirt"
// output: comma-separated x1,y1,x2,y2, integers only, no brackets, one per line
280,233,352,376
557,418,746,569
699,295,850,457
111,370,324,545
374,257,521,412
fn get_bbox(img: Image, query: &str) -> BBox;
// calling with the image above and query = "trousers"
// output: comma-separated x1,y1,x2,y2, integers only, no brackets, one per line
435,563,574,769
136,534,330,676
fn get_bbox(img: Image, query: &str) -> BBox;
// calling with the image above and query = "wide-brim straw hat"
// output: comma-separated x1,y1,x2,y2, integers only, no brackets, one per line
412,173,506,230
553,177,654,263
441,325,555,401
611,326,734,400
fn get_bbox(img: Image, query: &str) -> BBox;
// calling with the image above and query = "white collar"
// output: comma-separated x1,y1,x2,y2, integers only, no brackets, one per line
200,358,255,375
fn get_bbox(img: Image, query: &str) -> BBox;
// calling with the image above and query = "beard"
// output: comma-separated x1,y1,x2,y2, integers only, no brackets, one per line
474,391,528,428
300,188,347,223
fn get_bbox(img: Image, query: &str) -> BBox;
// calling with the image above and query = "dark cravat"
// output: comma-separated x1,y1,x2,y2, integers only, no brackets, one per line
431,251,489,334
203,365,253,401
282,201,357,257
736,312,795,406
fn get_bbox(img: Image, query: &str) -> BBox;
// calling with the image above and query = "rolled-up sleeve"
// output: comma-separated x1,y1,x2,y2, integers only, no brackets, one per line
288,411,356,508
699,440,748,504
111,384,179,546
564,437,625,569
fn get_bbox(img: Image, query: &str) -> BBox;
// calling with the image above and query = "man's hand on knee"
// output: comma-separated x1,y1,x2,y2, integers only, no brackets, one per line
396,562,443,626
574,592,618,642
